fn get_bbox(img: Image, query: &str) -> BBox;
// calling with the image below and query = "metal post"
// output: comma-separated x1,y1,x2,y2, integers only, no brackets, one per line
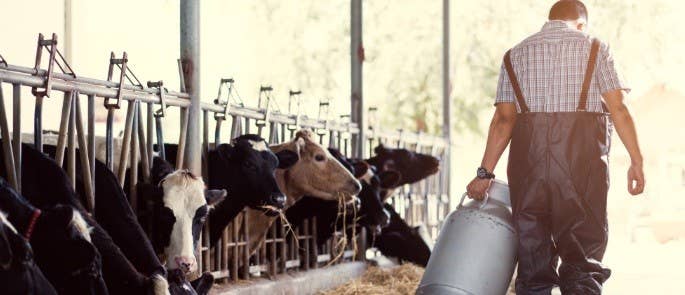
350,0,365,159
64,0,73,64
442,0,452,210
180,0,202,174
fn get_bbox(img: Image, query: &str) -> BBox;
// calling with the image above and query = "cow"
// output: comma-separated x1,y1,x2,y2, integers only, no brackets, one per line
135,157,226,275
371,203,432,267
0,208,57,295
0,175,107,294
155,134,298,246
365,144,440,201
285,148,401,246
38,144,174,295
244,129,361,255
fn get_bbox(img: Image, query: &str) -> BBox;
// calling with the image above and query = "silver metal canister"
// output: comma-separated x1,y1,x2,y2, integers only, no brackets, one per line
416,180,517,295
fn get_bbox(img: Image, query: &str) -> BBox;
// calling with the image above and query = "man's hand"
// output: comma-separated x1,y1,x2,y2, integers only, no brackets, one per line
627,163,645,195
466,177,492,200
603,89,645,196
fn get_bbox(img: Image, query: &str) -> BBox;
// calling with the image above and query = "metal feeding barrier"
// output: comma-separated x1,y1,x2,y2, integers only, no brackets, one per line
0,34,449,285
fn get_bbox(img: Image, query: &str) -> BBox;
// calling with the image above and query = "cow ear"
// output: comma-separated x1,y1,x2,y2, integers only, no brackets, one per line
275,150,299,169
352,161,370,179
379,170,402,189
204,189,227,207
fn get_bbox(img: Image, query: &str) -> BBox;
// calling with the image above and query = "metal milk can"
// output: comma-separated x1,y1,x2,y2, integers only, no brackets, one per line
416,179,517,295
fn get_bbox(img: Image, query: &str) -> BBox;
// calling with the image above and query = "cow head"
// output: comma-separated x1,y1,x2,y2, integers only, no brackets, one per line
142,158,226,274
208,134,297,215
366,144,440,186
0,178,107,294
271,130,361,204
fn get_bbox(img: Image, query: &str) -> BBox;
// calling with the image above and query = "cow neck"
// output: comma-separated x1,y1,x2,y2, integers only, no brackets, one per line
208,192,249,245
276,169,305,209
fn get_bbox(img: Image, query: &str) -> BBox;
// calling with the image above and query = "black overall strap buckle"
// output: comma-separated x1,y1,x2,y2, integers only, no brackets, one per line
577,39,601,112
504,50,529,113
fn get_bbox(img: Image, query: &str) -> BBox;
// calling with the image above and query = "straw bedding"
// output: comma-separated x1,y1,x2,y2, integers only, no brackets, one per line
319,264,424,295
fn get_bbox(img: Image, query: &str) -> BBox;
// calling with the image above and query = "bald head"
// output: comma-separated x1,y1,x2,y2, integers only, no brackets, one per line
549,0,589,31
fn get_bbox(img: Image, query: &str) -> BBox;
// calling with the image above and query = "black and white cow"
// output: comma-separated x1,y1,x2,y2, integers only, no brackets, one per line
136,157,226,275
46,146,172,295
0,175,107,294
0,207,57,295
157,134,298,245
371,203,431,267
365,144,440,200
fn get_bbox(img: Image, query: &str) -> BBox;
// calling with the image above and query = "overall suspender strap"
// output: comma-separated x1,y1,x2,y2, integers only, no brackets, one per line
504,50,530,113
578,39,600,111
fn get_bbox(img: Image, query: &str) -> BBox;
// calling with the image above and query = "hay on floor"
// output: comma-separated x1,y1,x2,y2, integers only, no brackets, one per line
320,264,424,295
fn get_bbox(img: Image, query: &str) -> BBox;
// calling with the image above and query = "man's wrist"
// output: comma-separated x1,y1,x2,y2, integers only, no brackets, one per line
630,155,643,166
477,167,495,179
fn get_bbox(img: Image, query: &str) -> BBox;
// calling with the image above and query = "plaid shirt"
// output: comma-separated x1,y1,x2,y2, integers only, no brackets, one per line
495,21,630,113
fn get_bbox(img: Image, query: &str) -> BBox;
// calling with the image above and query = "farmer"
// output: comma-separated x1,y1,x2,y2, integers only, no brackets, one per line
466,1,645,294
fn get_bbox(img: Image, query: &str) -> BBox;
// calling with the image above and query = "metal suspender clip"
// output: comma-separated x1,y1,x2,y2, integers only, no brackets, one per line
31,33,76,98
147,81,167,118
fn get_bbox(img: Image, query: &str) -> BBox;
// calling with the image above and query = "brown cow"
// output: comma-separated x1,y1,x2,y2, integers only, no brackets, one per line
243,129,361,255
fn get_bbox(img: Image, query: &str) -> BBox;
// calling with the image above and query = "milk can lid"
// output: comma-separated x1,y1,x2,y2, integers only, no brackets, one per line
487,179,511,207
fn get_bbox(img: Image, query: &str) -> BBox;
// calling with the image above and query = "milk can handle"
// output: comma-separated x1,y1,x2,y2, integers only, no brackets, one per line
459,192,490,210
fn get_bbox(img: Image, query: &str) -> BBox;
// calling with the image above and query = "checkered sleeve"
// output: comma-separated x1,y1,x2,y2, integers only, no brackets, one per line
596,42,630,94
494,62,515,106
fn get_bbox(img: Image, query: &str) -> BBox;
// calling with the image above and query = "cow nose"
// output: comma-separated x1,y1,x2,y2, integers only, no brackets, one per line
348,179,362,194
270,193,286,208
174,256,196,273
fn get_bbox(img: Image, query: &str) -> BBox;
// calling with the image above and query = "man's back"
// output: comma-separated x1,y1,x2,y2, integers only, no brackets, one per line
495,20,629,113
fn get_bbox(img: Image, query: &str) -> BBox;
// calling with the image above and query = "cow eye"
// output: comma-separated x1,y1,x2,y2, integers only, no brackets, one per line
315,154,326,162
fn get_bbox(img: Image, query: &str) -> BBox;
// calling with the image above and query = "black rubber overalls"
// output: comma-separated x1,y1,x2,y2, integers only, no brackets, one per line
505,39,612,295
